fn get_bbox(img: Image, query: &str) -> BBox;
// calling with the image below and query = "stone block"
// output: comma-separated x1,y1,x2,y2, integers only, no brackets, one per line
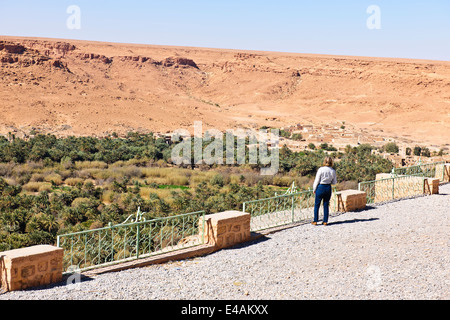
425,178,440,194
199,211,250,249
0,245,63,292
337,190,367,212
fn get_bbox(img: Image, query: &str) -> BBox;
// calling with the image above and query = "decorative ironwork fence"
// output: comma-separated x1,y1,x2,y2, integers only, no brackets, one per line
243,189,323,231
392,161,446,182
358,175,426,204
57,211,205,273
56,161,447,273
244,162,447,231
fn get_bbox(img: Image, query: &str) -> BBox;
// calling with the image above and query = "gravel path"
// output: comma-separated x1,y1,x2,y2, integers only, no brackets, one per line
2,184,449,300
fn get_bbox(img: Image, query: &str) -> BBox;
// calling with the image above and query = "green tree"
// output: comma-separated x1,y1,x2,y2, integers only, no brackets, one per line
383,142,399,154
421,147,431,157
413,146,422,156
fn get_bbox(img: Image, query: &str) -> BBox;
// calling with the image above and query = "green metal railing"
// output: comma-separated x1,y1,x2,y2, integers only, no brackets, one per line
243,189,321,231
358,174,426,204
392,161,446,182
57,211,205,273
243,162,447,231
55,161,447,273
358,161,446,205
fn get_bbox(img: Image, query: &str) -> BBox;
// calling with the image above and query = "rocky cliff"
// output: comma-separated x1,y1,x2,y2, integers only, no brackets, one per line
0,36,449,148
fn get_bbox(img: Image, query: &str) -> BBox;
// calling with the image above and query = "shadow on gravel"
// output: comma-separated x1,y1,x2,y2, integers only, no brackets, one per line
6,273,96,294
327,217,379,226
224,233,271,250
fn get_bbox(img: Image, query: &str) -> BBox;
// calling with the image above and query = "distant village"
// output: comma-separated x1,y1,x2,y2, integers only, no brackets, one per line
154,121,449,169
277,122,449,167
113,120,449,169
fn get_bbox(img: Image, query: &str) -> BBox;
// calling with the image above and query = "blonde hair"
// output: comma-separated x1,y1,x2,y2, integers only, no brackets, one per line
323,157,333,167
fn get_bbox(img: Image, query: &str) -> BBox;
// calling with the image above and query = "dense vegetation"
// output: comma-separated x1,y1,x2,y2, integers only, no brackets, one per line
0,132,394,251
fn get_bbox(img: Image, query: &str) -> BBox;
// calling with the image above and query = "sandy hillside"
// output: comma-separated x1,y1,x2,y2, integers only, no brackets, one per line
1,36,449,148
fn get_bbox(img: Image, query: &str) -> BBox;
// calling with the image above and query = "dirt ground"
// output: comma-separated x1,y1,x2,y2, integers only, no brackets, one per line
1,35,449,149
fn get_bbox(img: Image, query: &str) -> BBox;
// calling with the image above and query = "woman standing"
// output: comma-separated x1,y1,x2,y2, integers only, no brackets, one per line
312,157,337,225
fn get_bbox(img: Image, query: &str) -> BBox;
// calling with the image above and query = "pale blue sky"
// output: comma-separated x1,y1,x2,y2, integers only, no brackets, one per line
0,0,449,61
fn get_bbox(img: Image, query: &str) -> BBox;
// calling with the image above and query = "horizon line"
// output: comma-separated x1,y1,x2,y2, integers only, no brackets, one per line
1,34,449,64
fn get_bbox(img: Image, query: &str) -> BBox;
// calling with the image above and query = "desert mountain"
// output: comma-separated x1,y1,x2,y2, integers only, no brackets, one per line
1,36,449,149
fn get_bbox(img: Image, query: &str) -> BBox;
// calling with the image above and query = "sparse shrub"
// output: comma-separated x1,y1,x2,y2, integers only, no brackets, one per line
229,174,241,185
30,173,45,182
294,176,313,189
71,197,91,207
0,163,14,176
12,164,34,179
119,166,143,179
74,161,108,170
22,181,52,193
210,174,224,187
166,174,189,186
43,173,63,185
38,183,52,192
101,190,115,204
74,169,93,179
336,180,358,191
142,167,166,178
65,177,84,186
272,175,292,187
89,168,112,180
22,181,41,192
84,179,95,187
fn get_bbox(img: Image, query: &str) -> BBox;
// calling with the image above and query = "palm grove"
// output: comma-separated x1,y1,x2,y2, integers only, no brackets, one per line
0,132,394,250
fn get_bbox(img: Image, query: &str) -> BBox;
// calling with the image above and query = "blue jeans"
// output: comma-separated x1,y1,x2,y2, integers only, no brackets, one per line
314,184,332,223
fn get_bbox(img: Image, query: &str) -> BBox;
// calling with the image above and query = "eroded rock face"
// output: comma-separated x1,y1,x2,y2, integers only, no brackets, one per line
0,56,19,63
162,56,198,69
114,55,199,69
0,42,26,54
77,52,112,64
0,41,70,71
21,40,76,57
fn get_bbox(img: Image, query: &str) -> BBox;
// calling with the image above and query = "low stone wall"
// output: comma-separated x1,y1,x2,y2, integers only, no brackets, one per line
1,245,63,292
